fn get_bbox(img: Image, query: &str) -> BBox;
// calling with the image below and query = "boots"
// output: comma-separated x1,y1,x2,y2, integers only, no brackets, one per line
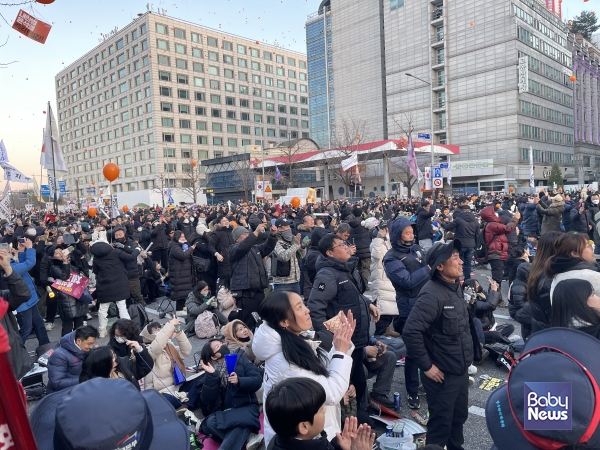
99,328,107,338
384,326,401,338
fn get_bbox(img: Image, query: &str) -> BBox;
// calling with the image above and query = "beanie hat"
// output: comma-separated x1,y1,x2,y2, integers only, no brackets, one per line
232,226,249,241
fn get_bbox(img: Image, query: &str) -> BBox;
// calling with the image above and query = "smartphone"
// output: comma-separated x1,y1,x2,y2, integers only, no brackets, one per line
18,237,25,244
0,243,8,252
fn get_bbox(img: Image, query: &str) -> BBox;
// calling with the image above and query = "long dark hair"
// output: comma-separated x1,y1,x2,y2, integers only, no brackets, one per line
551,279,600,328
79,346,116,383
192,281,208,299
545,232,590,277
527,231,562,304
259,291,329,377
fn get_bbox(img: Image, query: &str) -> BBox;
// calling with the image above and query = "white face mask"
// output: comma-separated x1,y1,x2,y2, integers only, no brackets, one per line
179,239,186,244
115,336,126,344
184,219,189,224
137,227,142,232
593,200,599,205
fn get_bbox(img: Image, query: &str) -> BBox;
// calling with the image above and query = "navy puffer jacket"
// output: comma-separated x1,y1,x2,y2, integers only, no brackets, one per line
521,203,539,236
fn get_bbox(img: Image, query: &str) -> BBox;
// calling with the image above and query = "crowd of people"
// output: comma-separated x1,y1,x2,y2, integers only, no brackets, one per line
2,186,599,449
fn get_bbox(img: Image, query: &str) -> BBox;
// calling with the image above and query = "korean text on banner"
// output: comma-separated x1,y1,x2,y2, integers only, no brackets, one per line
52,272,90,300
0,194,12,220
12,10,51,44
0,141,9,163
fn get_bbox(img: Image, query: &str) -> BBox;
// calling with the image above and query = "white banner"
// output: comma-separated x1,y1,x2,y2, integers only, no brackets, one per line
255,181,264,199
0,140,9,163
0,194,12,220
424,167,432,191
529,145,535,188
340,152,358,172
41,103,68,175
47,172,56,197
1,163,32,183
518,56,529,94
447,164,452,185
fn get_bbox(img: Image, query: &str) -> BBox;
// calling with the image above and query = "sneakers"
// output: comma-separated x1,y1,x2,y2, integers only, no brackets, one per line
407,393,420,410
246,433,264,450
99,328,107,338
508,334,522,343
44,322,54,331
475,344,490,365
396,356,406,366
468,364,477,375
369,392,395,410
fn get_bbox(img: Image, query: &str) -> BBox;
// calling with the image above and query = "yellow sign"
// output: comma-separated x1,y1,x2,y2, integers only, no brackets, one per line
265,185,272,193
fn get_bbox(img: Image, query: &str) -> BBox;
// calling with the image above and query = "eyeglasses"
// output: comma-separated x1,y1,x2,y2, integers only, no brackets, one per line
330,242,349,250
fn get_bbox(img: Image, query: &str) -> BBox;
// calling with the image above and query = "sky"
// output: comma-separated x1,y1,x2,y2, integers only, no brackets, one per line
0,0,322,190
0,0,594,192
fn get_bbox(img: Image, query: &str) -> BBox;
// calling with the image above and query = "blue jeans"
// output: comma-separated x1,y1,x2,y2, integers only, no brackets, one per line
202,413,252,450
16,305,49,345
273,282,301,295
459,247,474,280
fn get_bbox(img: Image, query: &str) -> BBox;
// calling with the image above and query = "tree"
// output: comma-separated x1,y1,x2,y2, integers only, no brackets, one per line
176,158,205,204
547,162,564,188
152,174,167,209
388,113,425,197
233,162,255,202
570,11,599,40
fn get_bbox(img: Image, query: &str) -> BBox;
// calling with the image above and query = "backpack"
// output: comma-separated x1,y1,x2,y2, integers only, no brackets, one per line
474,223,497,260
128,303,149,330
195,311,220,338
192,255,211,273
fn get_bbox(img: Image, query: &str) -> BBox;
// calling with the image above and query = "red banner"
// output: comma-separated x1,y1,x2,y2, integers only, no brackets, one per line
52,272,90,300
12,9,51,44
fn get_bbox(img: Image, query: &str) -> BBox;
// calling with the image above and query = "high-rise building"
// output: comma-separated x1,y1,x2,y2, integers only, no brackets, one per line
307,0,577,192
56,12,309,200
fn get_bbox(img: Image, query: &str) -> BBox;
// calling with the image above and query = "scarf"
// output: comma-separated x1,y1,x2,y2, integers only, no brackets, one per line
214,361,228,389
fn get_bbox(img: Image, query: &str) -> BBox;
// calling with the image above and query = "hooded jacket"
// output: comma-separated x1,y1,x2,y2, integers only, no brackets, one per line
91,242,130,303
549,257,600,304
208,224,236,279
345,216,371,260
480,206,518,261
307,255,370,349
229,232,277,292
536,200,565,235
139,321,192,393
441,207,479,248
47,331,88,393
302,227,330,299
522,203,540,236
498,210,518,246
369,234,398,316
222,319,259,364
383,218,430,318
168,241,194,303
415,206,435,241
251,323,353,447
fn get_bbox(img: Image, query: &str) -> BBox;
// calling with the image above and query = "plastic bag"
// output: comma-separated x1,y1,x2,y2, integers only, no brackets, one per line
376,433,413,450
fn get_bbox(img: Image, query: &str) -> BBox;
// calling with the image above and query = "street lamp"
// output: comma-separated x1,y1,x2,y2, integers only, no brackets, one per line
210,192,215,206
406,73,435,188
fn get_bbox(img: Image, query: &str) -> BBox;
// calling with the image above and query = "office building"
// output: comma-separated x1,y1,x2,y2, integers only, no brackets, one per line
55,12,309,201
307,0,577,192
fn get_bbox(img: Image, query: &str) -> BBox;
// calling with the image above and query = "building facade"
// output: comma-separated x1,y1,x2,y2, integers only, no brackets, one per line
307,0,578,192
56,12,309,201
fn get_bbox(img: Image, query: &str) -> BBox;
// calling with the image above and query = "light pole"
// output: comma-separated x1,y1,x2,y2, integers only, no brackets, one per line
405,73,435,188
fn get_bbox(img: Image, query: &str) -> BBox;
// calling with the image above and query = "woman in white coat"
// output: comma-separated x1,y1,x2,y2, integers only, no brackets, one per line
368,224,400,337
251,290,355,448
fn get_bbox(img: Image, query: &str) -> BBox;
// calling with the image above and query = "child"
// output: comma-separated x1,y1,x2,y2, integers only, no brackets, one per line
265,378,375,450
526,236,537,261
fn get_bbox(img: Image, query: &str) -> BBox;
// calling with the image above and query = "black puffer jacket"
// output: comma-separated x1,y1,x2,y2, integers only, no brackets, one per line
346,216,371,260
50,260,88,321
307,255,370,350
509,262,532,339
302,227,330,299
415,207,435,241
150,223,169,250
192,233,217,292
530,275,552,333
473,288,500,330
441,207,479,248
91,242,130,303
168,241,194,303
228,232,277,292
402,274,474,376
118,237,140,279
208,224,235,279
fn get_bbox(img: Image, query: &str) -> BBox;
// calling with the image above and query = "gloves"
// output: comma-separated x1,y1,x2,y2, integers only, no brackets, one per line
113,242,124,249
208,297,217,308
140,250,148,259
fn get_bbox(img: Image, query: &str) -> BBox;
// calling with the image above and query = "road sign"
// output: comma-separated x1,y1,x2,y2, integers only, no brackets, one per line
433,178,443,188
417,133,431,140
433,168,442,178
41,185,50,197
58,181,66,195
439,163,449,169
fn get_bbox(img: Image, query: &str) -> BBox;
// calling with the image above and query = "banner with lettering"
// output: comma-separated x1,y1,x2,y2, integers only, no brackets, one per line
51,272,89,300
12,10,51,44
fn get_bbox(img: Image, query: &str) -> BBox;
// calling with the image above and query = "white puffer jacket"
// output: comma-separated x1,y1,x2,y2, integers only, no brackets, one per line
251,323,353,448
369,236,398,316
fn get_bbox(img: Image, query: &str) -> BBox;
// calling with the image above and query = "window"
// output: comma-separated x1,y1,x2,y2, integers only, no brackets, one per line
240,85,249,95
191,32,201,43
158,55,170,66
209,51,218,61
161,102,172,112
279,105,286,113
267,116,275,124
181,134,191,143
239,72,248,81
267,103,275,111
195,106,206,115
279,117,287,126
179,104,189,114
222,40,233,51
264,51,272,61
176,59,187,69
180,119,191,128
175,44,186,54
213,137,223,146
290,119,298,127
142,39,148,51
211,94,220,103
193,62,204,72
207,37,218,47
194,77,204,87
266,90,274,98
174,28,185,39
252,61,260,71
163,148,176,157
290,106,298,115
289,82,297,91
177,74,188,84
252,74,261,84
228,138,238,147
212,123,222,132
299,72,307,81
237,44,246,54
178,89,189,99
162,117,173,127
196,121,207,130
267,129,275,137
118,68,127,79
164,163,176,172
253,88,262,96
277,80,285,89
211,108,221,117
160,87,171,96
227,124,236,133
156,23,168,35
117,53,125,64
241,100,249,108
276,55,284,63
223,55,233,65
227,111,236,119
196,135,208,145
277,67,284,76
140,24,147,35
241,126,251,134
226,96,235,106
208,65,219,75
192,48,203,58
157,39,169,50
163,133,175,142
195,92,205,101
253,101,262,109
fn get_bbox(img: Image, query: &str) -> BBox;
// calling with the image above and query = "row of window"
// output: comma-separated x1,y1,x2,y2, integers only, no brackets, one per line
154,22,306,69
162,127,307,144
520,124,574,144
517,27,572,68
162,117,308,129
518,52,573,88
159,83,307,101
518,0,565,31
513,4,567,48
520,148,574,164
520,100,573,126
527,78,573,107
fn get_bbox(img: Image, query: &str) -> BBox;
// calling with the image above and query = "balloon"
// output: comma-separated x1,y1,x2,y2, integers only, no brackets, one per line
290,197,301,208
36,0,55,4
122,205,129,212
471,196,477,202
88,207,97,218
103,162,120,182
509,186,514,192
570,75,576,82
191,160,197,167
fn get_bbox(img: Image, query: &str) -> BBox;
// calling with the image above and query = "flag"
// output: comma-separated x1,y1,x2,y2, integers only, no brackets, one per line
41,103,67,176
340,152,358,171
2,182,10,199
1,163,32,183
47,171,56,198
0,140,9,163
355,162,361,183
447,164,452,185
529,145,535,188
33,177,40,201
417,167,424,181
111,195,119,218
406,132,419,178
275,165,281,181
0,193,11,220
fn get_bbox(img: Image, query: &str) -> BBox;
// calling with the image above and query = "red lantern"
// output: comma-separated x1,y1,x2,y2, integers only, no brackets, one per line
290,197,301,208
103,162,120,182
191,160,197,167
88,207,97,218
570,75,577,82
36,0,56,4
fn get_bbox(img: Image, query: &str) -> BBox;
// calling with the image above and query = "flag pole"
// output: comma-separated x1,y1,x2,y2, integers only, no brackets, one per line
48,101,58,212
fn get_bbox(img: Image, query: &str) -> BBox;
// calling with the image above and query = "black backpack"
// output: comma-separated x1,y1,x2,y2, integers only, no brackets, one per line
474,223,497,260
127,303,149,330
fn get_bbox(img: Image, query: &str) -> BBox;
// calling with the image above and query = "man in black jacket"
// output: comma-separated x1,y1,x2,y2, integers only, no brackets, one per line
114,227,144,306
402,240,474,450
441,196,479,280
150,216,169,270
228,223,277,329
415,201,435,251
307,233,380,408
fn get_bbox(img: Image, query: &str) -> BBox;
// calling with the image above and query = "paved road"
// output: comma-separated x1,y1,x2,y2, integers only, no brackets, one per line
24,266,513,449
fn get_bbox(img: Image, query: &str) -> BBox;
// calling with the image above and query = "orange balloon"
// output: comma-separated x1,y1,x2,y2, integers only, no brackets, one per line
471,196,477,202
509,186,514,192
88,207,97,218
290,197,301,208
122,205,129,212
103,162,120,182
36,0,55,4
570,75,576,82
191,160,197,167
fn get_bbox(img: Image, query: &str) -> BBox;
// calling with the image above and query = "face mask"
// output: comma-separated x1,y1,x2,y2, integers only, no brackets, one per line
401,239,414,246
115,336,126,344
117,237,126,243
217,345,230,357
137,227,142,232
184,219,189,224
179,239,186,244
318,224,325,228
279,228,293,241
593,200,599,205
